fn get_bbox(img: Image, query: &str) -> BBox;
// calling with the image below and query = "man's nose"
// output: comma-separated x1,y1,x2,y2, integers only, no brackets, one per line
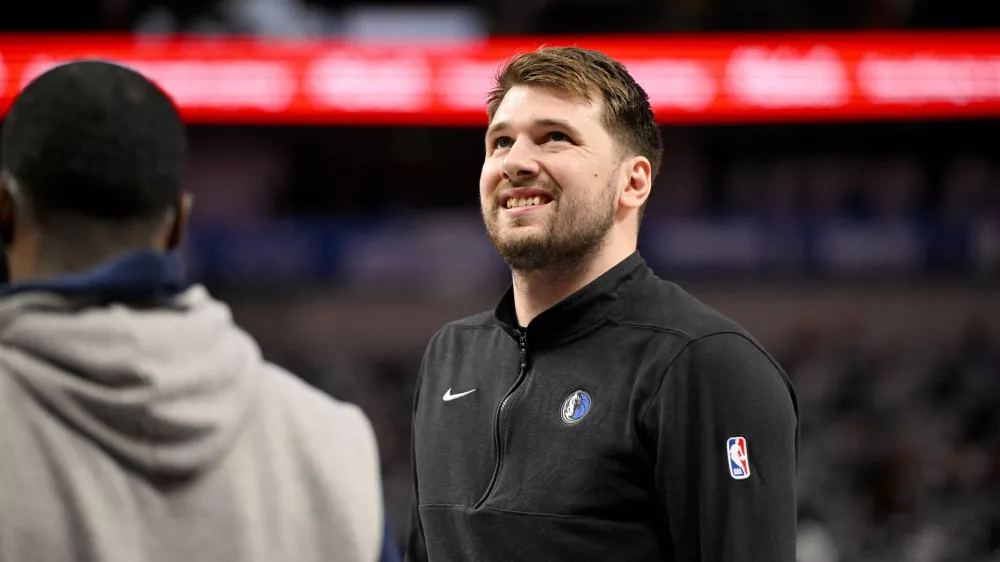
501,139,539,181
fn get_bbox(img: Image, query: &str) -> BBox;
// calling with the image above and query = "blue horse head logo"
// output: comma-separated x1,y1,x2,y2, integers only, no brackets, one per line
561,389,592,424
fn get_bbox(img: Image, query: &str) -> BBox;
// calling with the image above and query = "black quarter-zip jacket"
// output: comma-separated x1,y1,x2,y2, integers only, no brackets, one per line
406,252,799,562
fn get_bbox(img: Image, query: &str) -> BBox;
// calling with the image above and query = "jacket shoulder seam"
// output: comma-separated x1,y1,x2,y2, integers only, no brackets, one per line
638,330,759,424
604,319,693,339
447,324,497,331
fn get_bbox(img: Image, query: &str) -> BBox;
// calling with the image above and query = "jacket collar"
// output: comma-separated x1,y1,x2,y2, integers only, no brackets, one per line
494,251,647,348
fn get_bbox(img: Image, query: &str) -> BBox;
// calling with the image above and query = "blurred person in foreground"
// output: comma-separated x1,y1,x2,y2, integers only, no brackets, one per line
0,61,397,562
406,47,799,562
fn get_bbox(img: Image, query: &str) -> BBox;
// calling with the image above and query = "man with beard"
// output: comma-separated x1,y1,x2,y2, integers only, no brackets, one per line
405,47,799,562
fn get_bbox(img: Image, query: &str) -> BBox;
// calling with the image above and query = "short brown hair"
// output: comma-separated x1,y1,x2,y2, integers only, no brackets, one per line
486,47,663,221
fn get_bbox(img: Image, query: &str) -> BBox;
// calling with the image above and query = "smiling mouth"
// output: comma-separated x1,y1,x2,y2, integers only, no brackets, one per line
504,195,552,209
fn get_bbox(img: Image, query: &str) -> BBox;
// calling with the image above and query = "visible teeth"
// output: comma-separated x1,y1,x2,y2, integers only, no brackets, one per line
505,195,550,209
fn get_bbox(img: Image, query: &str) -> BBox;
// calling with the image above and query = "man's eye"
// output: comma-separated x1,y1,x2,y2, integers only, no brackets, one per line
493,137,512,149
548,131,571,143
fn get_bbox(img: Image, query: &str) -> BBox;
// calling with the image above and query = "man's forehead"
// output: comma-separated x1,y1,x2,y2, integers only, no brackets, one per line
490,85,602,128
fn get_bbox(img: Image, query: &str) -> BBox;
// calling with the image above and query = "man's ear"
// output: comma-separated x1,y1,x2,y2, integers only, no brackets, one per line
165,193,193,251
619,155,652,212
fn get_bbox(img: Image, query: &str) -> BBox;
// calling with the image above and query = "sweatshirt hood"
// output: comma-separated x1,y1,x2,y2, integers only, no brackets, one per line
0,252,260,477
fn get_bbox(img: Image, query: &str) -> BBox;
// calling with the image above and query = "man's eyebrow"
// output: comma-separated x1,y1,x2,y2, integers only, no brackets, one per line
485,118,581,139
486,120,509,139
533,118,579,135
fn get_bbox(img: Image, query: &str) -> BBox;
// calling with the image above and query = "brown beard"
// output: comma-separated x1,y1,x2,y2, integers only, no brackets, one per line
481,176,617,275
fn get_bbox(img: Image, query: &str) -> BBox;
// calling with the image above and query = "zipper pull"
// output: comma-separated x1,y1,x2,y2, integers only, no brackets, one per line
515,328,527,370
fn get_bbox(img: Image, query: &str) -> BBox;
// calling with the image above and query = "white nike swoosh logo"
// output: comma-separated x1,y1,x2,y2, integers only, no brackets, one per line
443,388,476,401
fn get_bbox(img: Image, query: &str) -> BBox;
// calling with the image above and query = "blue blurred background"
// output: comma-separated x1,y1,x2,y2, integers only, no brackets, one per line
3,1,1000,560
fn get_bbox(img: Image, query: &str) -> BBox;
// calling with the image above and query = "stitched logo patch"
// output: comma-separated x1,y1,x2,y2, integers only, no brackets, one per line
560,389,592,424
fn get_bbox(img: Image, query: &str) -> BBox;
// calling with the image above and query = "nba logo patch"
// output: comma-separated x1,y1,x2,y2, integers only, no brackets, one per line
727,437,750,480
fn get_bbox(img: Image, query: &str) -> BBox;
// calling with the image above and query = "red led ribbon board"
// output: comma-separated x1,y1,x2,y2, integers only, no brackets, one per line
0,33,999,124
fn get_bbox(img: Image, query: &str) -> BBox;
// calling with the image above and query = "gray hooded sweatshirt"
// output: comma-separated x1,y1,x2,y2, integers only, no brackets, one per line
0,260,383,562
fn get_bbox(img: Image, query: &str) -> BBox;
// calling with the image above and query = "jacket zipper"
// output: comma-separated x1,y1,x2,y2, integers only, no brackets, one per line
474,328,528,509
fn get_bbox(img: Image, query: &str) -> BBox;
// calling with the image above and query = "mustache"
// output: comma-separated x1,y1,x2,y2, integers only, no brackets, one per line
493,179,561,207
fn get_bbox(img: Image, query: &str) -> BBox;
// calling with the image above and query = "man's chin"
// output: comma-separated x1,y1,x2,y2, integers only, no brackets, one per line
499,215,546,231
495,229,546,249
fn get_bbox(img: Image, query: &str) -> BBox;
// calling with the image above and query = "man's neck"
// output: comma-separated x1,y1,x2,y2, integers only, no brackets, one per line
512,244,633,327
5,214,170,284
7,240,149,284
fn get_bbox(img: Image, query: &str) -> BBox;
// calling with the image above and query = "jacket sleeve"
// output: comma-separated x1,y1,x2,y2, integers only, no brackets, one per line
404,342,431,562
641,332,799,562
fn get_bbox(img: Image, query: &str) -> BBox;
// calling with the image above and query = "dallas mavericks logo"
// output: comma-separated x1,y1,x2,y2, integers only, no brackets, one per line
727,436,750,480
560,389,592,424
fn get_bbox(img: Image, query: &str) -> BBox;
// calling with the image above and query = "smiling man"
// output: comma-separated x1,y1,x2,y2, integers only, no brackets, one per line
406,47,799,562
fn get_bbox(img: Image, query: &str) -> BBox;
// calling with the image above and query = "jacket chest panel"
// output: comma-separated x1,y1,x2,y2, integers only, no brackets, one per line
414,332,520,507
415,328,675,518
480,344,657,518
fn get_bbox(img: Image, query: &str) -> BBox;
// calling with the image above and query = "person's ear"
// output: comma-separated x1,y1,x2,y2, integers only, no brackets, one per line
165,193,193,251
0,181,16,245
619,155,652,213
